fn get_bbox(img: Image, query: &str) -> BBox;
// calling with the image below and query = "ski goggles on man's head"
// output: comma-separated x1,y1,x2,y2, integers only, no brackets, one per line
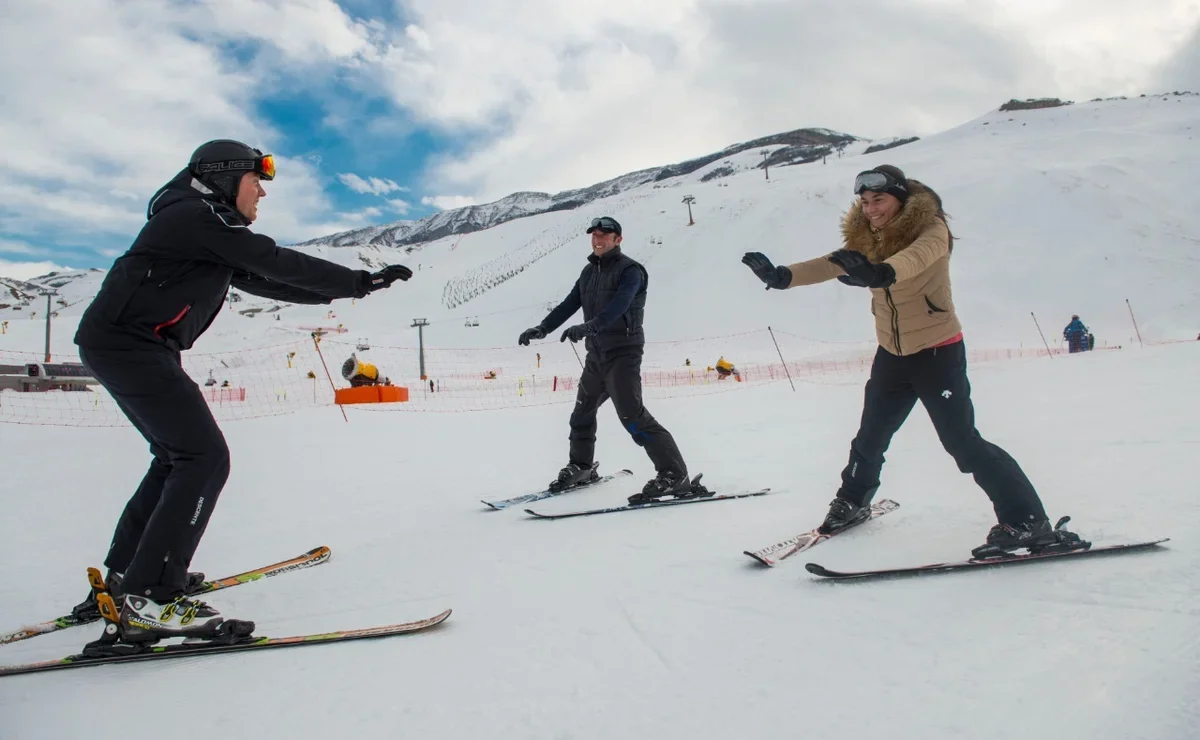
194,152,275,181
586,216,622,235
853,170,903,196
256,153,275,180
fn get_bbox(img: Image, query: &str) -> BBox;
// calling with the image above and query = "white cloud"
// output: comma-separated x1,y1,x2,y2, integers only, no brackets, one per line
0,239,37,255
337,173,407,195
365,0,1200,201
0,0,381,246
4,0,1197,250
0,258,75,281
421,195,478,210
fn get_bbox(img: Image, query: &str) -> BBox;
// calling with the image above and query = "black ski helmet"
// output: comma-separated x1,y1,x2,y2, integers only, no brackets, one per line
188,139,275,204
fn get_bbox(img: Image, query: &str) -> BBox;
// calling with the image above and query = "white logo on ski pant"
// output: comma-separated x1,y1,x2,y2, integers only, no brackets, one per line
190,497,205,525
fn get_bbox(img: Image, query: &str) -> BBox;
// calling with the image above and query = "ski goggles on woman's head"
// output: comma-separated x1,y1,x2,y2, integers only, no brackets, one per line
853,170,900,195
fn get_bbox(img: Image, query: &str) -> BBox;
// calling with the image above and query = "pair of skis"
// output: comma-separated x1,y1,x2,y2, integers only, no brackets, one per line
485,472,1169,576
0,546,451,678
743,499,1169,580
482,463,774,519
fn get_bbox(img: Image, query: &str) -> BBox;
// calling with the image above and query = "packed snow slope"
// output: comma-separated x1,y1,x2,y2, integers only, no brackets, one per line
1,95,1198,738
1,341,1197,739
1,93,1197,359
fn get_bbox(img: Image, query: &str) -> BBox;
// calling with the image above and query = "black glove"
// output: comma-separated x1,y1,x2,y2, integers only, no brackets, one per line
742,252,792,290
518,326,546,346
827,249,896,289
560,322,596,343
363,264,413,293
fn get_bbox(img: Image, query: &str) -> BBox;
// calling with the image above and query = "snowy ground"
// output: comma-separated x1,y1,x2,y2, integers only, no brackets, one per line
2,341,1197,739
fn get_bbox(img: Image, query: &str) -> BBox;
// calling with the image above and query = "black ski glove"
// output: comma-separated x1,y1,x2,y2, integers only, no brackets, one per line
363,264,413,293
560,322,596,343
827,249,896,289
518,326,546,346
742,252,792,290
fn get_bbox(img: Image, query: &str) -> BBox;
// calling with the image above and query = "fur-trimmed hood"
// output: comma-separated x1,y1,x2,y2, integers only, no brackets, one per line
840,181,949,263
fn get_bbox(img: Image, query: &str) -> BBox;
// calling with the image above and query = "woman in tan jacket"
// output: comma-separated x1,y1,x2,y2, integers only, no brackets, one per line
742,165,1078,556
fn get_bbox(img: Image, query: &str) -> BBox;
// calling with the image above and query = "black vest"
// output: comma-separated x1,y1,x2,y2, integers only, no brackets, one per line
575,247,648,352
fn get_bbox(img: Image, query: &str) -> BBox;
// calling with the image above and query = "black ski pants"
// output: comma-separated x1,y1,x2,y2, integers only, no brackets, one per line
837,340,1047,525
569,347,687,478
79,347,230,601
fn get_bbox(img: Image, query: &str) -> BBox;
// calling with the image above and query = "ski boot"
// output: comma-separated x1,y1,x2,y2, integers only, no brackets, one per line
548,461,599,492
627,472,712,506
81,591,255,657
72,568,208,622
971,516,1091,560
817,497,872,535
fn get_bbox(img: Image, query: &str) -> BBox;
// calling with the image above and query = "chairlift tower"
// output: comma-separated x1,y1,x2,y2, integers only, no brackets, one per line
411,318,429,380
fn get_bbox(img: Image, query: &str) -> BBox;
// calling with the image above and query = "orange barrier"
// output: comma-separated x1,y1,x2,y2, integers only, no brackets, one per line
334,385,409,405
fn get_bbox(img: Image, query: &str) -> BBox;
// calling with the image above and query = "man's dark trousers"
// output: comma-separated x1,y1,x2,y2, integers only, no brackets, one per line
569,347,686,477
836,340,1047,525
79,347,231,600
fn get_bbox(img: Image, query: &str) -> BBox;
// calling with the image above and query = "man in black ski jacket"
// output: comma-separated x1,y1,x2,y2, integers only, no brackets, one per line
518,216,700,505
72,140,412,647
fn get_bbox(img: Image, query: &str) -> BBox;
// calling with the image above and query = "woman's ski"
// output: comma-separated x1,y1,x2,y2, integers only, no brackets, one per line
805,538,1170,581
743,499,900,566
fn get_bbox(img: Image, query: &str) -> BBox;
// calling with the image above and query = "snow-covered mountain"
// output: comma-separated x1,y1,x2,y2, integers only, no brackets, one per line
2,93,1197,357
294,127,858,249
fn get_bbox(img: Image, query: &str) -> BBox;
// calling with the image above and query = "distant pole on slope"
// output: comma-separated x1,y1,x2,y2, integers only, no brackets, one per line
761,150,770,180
1125,299,1144,347
1030,312,1054,359
767,326,796,392
40,290,57,362
411,318,430,379
682,195,696,226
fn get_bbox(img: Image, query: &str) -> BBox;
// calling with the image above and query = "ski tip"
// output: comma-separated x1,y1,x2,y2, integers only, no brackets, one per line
523,508,547,518
481,501,502,510
744,551,776,567
804,562,835,577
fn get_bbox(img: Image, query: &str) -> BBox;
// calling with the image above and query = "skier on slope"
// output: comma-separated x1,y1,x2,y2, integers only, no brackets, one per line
1063,315,1089,353
517,216,703,505
741,165,1081,555
71,140,413,650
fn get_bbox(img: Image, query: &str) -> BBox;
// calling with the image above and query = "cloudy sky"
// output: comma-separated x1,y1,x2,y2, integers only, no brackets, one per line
2,0,1198,278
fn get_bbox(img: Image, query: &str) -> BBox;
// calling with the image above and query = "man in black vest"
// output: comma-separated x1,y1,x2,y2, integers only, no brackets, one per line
519,216,698,504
